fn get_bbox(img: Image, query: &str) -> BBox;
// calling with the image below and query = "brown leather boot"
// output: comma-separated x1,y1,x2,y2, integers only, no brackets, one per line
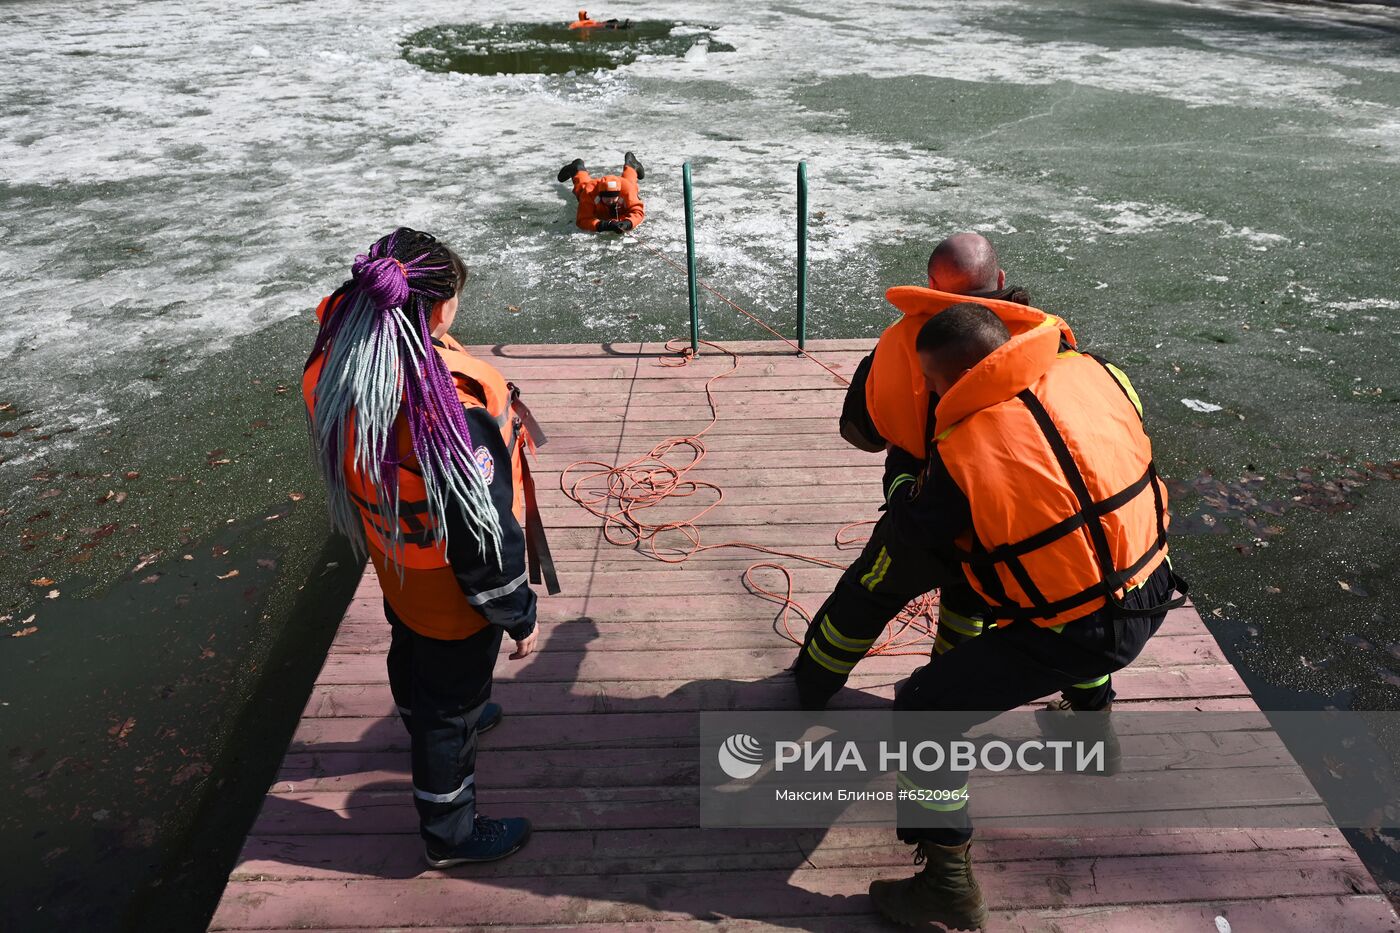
869,840,988,930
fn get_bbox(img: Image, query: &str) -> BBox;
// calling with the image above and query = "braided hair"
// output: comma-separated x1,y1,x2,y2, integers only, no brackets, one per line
306,227,502,570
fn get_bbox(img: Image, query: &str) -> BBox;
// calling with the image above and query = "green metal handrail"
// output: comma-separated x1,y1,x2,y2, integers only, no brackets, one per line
683,162,700,355
796,160,809,351
677,161,810,354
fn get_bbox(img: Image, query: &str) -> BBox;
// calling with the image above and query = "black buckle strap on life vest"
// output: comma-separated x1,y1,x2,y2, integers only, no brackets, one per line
923,388,939,462
349,491,439,548
508,383,549,448
956,466,1156,570
518,453,561,595
974,388,1174,623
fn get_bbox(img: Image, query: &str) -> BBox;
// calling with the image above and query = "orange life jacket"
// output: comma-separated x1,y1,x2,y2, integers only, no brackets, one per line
568,18,602,29
866,286,1077,459
934,322,1170,628
302,296,543,639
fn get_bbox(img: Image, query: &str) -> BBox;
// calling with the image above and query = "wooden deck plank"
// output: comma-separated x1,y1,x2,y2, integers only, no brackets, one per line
211,847,1378,928
212,341,1393,932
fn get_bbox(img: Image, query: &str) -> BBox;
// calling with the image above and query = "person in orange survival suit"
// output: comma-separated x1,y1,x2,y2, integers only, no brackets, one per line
303,227,559,869
793,233,1094,712
866,303,1187,930
569,10,631,29
557,152,646,233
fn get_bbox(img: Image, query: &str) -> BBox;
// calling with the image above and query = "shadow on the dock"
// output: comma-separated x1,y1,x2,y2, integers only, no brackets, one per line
245,618,881,926
484,342,644,359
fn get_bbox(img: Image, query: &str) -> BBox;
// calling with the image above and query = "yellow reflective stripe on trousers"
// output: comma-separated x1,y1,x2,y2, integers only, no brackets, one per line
819,614,876,653
1071,674,1110,690
860,547,890,590
937,607,984,638
861,548,892,591
805,640,856,675
933,633,955,655
897,772,969,812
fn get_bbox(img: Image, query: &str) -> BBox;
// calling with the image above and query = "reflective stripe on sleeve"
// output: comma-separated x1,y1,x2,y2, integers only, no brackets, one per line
466,571,528,606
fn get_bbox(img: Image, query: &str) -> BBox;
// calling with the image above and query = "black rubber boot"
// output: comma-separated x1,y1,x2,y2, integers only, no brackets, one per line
624,150,645,181
1036,698,1121,775
557,158,585,183
869,840,988,930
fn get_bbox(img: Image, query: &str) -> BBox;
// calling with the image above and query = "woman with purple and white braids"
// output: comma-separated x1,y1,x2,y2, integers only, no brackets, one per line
303,227,539,865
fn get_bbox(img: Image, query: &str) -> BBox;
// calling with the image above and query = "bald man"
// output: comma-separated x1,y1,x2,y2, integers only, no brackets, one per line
796,233,1107,719
840,234,1028,457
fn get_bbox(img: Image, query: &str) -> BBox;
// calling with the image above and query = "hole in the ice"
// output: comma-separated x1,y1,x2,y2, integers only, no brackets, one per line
402,21,734,76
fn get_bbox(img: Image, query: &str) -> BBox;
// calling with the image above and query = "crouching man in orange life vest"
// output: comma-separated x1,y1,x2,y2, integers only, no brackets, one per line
865,304,1188,930
557,152,646,233
795,233,1111,715
303,228,559,869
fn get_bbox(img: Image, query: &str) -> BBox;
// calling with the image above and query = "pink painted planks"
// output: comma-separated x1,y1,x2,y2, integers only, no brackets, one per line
210,341,1395,931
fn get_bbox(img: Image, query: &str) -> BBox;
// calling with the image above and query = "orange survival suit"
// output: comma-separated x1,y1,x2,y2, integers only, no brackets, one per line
572,166,645,232
303,295,558,640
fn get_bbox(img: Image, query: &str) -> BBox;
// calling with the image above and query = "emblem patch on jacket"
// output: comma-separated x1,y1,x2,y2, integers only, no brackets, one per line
473,446,495,483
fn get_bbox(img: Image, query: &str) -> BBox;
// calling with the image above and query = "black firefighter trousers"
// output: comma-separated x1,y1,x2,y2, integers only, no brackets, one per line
792,514,1118,710
385,602,500,851
891,560,1175,847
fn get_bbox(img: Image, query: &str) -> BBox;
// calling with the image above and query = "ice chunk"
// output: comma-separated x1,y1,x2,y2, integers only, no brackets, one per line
1181,398,1223,413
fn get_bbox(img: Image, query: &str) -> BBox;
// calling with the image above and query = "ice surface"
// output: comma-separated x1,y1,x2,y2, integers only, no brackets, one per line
1,0,1397,444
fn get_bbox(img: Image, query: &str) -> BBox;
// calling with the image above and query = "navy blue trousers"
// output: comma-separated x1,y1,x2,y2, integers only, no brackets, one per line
385,602,500,850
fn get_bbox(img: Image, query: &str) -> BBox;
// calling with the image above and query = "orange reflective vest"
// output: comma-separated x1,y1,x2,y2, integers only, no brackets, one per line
934,322,1170,627
302,297,545,639
867,286,1077,459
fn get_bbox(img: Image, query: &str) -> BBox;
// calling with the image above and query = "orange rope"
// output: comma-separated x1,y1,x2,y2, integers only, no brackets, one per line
558,234,937,655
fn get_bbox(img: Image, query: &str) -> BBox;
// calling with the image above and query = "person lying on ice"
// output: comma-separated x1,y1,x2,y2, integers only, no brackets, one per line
569,9,632,30
864,303,1187,930
557,152,646,233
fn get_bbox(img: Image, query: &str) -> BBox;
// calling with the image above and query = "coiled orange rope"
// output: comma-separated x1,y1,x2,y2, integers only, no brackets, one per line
559,233,937,656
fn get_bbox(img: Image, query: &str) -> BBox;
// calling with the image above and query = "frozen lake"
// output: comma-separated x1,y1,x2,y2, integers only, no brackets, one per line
1,0,1398,926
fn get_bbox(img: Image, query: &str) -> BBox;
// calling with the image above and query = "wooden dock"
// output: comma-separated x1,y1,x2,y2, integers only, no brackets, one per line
211,340,1397,931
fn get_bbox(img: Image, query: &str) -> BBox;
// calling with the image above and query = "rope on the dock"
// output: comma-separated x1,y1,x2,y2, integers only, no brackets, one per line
559,234,937,657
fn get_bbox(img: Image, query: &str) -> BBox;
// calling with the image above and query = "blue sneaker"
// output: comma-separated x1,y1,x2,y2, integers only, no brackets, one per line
479,701,503,735
424,816,531,868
